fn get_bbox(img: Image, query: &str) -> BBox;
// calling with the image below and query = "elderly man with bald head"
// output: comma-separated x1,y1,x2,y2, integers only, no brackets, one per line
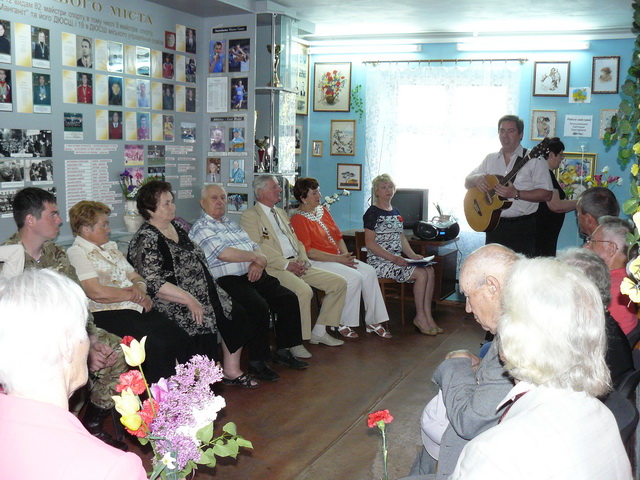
189,184,307,382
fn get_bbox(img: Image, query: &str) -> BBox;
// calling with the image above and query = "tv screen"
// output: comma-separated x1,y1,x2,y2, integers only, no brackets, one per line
392,188,429,230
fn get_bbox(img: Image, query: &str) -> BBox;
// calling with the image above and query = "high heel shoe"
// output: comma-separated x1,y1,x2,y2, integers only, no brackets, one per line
435,326,444,334
413,319,437,336
366,323,392,338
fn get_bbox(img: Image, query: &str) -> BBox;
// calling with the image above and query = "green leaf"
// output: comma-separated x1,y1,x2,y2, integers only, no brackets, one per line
621,119,634,134
621,137,630,148
196,422,214,444
222,422,237,435
198,448,217,466
622,81,637,96
138,437,149,446
624,198,640,215
621,148,633,159
620,102,633,116
236,437,253,449
213,441,239,458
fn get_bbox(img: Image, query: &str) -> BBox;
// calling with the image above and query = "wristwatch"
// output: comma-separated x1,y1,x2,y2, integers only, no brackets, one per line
514,190,520,200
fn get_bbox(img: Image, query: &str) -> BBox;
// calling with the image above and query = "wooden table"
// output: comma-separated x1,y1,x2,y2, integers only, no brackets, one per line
341,229,458,301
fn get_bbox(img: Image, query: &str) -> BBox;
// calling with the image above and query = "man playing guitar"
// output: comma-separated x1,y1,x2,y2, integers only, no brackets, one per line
464,115,552,256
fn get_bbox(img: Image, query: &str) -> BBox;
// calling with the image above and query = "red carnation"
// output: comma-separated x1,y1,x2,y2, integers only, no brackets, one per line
367,409,393,428
117,369,146,395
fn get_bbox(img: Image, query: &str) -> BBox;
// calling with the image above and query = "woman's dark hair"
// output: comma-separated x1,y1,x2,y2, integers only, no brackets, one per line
546,137,565,158
136,180,173,220
293,177,319,203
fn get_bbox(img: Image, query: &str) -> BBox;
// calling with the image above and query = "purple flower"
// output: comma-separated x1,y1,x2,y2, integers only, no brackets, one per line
150,378,170,403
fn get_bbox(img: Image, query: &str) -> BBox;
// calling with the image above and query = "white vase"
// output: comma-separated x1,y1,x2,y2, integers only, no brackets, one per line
124,199,143,233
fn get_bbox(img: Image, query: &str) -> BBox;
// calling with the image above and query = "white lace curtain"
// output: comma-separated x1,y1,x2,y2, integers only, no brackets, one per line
363,61,522,231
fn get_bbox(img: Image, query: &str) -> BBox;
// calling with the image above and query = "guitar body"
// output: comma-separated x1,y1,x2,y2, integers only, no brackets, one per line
464,174,512,232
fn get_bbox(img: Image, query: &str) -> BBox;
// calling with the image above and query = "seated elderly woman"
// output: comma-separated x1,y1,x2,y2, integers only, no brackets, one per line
557,248,633,389
364,174,440,335
67,200,191,383
290,177,391,338
126,180,255,387
450,257,632,479
0,269,147,479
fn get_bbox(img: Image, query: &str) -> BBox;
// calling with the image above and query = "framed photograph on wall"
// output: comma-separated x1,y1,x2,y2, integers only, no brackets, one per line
294,42,309,115
533,61,570,96
337,163,362,191
592,56,620,94
330,119,355,155
530,109,556,140
554,151,597,199
313,62,351,112
311,140,323,157
599,109,618,139
295,123,303,155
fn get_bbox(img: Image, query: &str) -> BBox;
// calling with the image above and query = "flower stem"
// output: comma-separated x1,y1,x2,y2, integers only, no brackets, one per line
381,427,388,480
139,365,157,416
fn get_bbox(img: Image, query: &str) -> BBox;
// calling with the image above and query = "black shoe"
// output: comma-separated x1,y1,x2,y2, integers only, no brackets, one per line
273,350,308,370
248,361,280,381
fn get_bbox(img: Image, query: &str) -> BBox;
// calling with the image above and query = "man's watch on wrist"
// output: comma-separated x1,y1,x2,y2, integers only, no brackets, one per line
514,190,521,200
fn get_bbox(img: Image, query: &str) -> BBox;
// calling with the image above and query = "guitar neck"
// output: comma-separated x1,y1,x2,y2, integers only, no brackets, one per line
501,151,532,186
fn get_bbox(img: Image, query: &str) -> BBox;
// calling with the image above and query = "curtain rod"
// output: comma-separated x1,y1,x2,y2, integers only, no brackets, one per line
362,58,528,65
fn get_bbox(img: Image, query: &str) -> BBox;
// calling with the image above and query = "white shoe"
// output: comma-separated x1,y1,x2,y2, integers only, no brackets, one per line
290,345,312,358
309,332,345,346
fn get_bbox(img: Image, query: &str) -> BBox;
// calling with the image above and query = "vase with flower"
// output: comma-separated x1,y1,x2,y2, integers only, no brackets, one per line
120,172,152,233
318,69,346,105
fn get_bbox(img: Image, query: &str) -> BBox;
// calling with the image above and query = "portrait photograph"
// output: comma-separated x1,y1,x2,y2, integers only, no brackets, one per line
228,158,245,184
162,83,174,111
0,67,11,109
314,62,351,112
228,127,245,152
533,61,570,96
0,20,12,63
165,31,176,50
206,157,221,183
592,56,620,94
76,72,93,104
228,39,250,72
186,87,196,112
311,140,323,157
108,110,123,140
136,79,151,108
32,73,51,112
162,53,174,80
76,36,93,69
530,110,556,140
230,77,248,110
186,58,196,83
164,115,176,142
210,126,226,152
330,119,356,156
108,76,123,106
185,28,197,54
136,112,150,141
31,27,50,68
209,40,226,73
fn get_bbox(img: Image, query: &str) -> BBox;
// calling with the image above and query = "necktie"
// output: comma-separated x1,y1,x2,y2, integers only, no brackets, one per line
498,391,528,423
271,207,299,256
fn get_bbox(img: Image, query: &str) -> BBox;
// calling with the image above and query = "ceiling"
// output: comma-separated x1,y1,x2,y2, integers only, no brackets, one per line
148,0,636,43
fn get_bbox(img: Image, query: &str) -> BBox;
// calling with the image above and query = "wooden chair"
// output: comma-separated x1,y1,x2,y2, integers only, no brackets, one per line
354,230,407,324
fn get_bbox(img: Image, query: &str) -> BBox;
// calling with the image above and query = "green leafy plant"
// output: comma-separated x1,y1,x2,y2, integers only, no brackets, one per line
351,84,364,121
602,0,640,167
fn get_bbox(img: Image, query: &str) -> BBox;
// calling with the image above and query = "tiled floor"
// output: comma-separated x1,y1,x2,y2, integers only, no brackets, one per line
121,300,483,479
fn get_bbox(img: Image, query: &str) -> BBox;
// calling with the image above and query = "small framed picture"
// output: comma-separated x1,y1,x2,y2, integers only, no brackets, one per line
592,56,620,94
330,119,355,156
599,109,618,139
554,152,597,200
533,61,570,96
313,62,351,112
295,124,303,155
337,163,362,191
311,140,323,157
530,110,556,141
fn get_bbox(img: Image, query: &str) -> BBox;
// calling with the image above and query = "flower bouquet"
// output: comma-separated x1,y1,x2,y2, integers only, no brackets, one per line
322,189,350,210
317,70,346,104
112,336,252,479
119,170,152,201
584,166,622,189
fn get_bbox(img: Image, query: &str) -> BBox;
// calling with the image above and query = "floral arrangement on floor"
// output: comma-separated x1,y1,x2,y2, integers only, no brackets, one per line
317,69,346,102
112,336,252,479
367,409,393,480
322,189,350,210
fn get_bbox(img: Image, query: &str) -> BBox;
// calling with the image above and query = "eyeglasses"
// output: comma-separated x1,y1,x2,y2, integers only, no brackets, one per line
584,236,618,250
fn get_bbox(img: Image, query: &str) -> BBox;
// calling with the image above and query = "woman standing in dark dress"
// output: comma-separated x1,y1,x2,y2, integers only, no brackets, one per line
534,137,577,256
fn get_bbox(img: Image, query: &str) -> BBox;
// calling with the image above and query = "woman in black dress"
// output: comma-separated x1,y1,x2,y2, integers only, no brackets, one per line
534,137,577,256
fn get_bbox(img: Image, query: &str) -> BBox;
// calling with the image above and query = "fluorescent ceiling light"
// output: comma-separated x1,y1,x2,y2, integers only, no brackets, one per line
308,44,422,55
457,40,589,51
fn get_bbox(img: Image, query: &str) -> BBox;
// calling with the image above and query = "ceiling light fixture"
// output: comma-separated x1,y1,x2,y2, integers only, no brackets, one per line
308,44,422,55
457,39,590,52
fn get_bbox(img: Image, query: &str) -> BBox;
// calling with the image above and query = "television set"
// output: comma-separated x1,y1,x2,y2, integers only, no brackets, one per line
392,188,429,230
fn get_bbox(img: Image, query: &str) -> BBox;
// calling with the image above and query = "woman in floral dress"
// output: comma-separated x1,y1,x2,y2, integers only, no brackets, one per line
363,174,441,335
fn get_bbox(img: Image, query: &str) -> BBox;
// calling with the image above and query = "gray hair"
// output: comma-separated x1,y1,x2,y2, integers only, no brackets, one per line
460,244,520,289
200,183,225,200
0,269,89,395
597,215,634,256
498,257,610,396
557,248,611,307
577,187,620,219
252,174,277,197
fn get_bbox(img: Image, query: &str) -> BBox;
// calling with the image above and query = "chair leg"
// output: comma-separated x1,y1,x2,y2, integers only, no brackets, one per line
400,283,405,325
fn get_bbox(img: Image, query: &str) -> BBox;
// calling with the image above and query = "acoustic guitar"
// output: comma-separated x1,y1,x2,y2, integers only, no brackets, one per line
463,139,550,233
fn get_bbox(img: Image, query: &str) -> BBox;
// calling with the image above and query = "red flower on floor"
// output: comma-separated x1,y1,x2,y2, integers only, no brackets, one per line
117,369,146,395
367,409,393,428
121,335,136,347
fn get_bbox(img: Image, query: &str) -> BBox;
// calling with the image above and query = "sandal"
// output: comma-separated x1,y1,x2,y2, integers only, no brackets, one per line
337,325,359,338
222,373,259,389
366,323,392,339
